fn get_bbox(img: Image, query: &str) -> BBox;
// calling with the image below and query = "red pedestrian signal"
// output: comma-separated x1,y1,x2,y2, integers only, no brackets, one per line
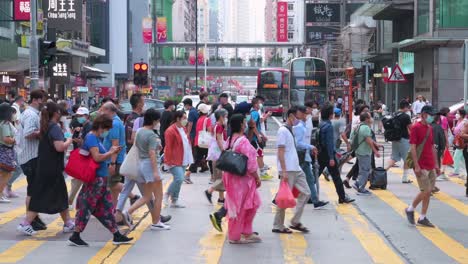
134,63,141,71
133,63,148,85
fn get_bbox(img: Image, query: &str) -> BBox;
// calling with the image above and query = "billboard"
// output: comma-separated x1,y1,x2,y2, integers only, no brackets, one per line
13,0,31,21
306,26,339,43
157,17,167,43
306,3,341,24
43,0,82,31
142,17,153,44
276,2,288,42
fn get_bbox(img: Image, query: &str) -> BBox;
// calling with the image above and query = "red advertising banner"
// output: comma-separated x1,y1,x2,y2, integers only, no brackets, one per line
142,17,153,44
14,0,31,21
157,17,167,43
277,2,288,42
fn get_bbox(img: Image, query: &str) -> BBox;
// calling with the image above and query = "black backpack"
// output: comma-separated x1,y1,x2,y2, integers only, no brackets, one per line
382,112,403,142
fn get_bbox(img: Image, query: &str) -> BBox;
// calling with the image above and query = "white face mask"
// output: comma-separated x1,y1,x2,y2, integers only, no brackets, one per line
456,114,461,119
154,123,160,130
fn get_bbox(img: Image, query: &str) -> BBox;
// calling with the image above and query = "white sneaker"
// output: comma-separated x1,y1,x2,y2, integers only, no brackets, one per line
63,223,75,233
17,224,36,236
0,196,11,203
122,210,133,227
170,201,185,208
150,221,171,231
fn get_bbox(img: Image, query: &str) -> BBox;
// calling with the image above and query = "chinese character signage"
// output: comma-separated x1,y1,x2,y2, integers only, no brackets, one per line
157,17,167,43
306,3,340,24
50,57,70,84
306,26,338,43
142,17,153,44
14,0,31,21
43,0,82,31
277,2,288,42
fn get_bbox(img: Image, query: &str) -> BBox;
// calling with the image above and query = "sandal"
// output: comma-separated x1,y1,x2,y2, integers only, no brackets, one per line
289,223,309,233
243,234,262,243
229,239,249,244
272,228,292,234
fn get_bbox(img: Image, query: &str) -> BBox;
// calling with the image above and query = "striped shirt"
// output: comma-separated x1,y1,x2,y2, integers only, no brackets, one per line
18,106,40,165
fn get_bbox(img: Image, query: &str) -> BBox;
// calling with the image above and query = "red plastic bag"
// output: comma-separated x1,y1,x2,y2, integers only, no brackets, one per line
292,187,300,198
65,149,99,183
442,149,454,165
276,181,297,209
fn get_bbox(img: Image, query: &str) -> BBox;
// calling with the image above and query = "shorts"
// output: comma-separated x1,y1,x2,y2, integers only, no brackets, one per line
137,159,162,183
416,169,436,192
250,140,264,157
211,160,225,192
391,138,410,162
107,163,123,188
20,158,38,196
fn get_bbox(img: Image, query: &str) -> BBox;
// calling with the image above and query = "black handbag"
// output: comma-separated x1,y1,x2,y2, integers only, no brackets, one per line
216,136,248,176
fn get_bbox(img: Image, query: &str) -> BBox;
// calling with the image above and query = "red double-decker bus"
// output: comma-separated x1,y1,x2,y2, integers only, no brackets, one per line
256,68,289,116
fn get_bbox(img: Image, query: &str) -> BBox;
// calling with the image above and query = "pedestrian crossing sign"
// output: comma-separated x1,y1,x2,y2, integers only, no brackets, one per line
387,64,407,83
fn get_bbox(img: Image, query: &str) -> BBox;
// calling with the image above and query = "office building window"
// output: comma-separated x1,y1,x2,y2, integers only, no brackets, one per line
288,32,294,39
417,0,430,34
436,0,468,28
288,18,294,25
288,3,294,11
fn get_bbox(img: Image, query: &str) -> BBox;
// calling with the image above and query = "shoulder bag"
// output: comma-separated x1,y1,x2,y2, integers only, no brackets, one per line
216,136,248,176
405,128,430,169
120,130,142,181
198,117,212,149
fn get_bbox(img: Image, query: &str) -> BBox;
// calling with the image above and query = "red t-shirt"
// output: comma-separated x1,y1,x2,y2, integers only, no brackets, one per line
214,123,227,141
195,116,212,147
409,121,436,170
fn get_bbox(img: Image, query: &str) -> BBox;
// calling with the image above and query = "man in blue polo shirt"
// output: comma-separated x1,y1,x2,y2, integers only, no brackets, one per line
101,102,126,205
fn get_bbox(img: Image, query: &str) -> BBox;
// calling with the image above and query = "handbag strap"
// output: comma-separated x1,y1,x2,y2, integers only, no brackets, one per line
227,135,242,151
202,117,208,132
416,127,431,159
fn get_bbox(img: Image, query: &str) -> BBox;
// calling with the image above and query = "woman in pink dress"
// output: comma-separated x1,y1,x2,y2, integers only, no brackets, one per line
223,114,262,244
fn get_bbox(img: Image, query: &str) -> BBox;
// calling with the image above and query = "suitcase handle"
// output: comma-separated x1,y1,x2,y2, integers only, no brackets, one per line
379,146,384,167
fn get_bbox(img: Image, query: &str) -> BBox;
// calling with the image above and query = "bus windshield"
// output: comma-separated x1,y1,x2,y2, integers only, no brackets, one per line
289,58,327,105
258,70,285,105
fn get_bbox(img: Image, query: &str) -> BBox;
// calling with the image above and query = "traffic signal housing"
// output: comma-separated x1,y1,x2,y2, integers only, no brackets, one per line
133,62,148,86
39,38,56,67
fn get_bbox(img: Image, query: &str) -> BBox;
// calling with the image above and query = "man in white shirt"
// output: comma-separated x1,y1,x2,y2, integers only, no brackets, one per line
412,95,425,116
273,107,311,234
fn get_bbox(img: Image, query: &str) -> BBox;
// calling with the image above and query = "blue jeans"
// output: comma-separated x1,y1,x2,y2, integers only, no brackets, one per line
356,154,372,191
300,161,319,204
7,160,23,189
168,166,185,201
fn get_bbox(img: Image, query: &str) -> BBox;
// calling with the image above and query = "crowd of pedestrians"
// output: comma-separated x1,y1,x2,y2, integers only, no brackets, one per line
0,89,467,248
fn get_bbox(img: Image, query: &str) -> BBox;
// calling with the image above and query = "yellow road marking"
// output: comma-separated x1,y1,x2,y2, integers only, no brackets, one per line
0,206,26,225
389,168,468,216
448,176,467,186
11,178,27,191
88,181,171,264
320,180,404,264
371,185,468,263
0,182,71,263
270,188,314,264
199,224,226,264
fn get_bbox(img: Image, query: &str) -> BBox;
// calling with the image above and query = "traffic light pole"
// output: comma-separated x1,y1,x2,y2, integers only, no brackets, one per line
30,0,39,90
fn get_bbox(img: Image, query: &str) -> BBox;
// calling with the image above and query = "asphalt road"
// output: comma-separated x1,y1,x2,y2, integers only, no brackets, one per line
0,118,467,264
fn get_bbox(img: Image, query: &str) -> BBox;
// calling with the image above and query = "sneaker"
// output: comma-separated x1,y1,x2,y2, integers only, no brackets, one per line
4,189,19,198
209,213,223,232
352,182,359,192
260,173,273,181
217,199,225,205
204,190,213,204
129,195,141,206
436,174,449,181
122,211,133,227
338,196,355,204
343,179,352,189
432,186,440,193
170,201,186,208
68,233,89,247
405,208,415,225
244,234,262,243
323,171,331,181
417,217,435,228
313,201,329,209
112,233,133,245
63,223,75,233
17,224,36,236
357,189,372,196
0,196,11,203
150,221,171,231
31,218,47,231
160,215,172,223
184,177,193,184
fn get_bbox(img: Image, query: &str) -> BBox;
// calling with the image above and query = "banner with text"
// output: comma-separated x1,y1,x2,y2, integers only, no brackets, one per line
306,3,341,25
43,0,82,31
142,17,153,44
277,2,288,42
157,17,167,43
14,0,31,21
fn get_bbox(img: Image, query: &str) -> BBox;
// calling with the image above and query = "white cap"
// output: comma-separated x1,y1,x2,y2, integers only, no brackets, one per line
198,103,210,114
76,107,90,115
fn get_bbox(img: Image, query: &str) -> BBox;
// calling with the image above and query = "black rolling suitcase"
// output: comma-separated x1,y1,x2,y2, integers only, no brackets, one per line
370,146,387,190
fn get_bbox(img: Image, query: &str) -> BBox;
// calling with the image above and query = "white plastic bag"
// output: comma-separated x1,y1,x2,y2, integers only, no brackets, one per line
120,145,140,181
198,118,212,148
